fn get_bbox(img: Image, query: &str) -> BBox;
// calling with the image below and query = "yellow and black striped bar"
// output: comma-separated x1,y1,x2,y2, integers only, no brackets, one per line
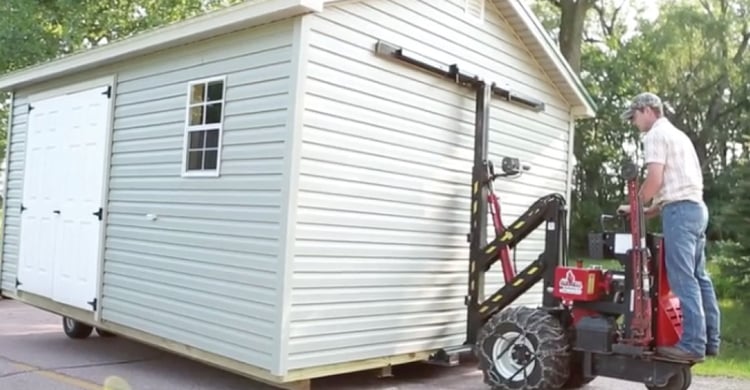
479,194,566,271
478,259,546,321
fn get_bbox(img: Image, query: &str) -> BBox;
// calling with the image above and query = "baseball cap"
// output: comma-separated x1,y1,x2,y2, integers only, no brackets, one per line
621,92,663,121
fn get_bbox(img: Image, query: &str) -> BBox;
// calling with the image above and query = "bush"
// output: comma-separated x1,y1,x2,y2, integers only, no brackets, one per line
708,240,750,301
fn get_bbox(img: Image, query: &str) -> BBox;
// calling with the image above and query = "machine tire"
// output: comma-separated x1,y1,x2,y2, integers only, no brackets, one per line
476,306,570,390
62,317,93,339
646,366,692,390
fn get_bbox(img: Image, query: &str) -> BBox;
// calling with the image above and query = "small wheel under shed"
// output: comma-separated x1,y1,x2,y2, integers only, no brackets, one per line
62,317,93,339
646,365,692,390
476,306,570,390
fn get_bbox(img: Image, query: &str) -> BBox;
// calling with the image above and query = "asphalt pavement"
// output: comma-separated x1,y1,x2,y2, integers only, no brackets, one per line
1,298,746,390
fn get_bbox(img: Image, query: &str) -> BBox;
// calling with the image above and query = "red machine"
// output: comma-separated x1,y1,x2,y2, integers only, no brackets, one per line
455,157,695,390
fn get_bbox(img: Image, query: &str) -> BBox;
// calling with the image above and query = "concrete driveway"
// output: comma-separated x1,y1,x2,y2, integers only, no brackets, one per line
0,299,745,390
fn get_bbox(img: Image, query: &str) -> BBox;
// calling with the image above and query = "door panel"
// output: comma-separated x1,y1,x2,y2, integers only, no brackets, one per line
18,85,110,311
52,87,110,310
18,98,63,297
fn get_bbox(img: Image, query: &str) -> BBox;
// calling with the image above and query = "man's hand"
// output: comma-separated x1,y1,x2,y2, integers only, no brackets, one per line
616,204,661,219
644,205,661,219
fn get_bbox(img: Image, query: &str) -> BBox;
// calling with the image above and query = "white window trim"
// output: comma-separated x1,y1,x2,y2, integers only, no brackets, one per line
181,75,226,178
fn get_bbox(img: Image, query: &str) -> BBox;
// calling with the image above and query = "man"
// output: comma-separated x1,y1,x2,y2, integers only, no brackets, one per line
617,92,721,361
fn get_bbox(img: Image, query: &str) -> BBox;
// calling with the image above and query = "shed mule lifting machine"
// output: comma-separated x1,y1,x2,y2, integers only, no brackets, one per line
373,41,696,390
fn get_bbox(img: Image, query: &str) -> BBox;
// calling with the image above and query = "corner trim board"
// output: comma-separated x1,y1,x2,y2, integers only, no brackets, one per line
274,14,312,376
0,91,14,290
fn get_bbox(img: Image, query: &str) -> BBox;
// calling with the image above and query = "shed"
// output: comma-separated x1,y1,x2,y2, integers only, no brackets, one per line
0,0,596,388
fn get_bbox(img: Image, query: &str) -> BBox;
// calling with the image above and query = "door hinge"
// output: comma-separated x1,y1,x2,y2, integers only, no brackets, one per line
93,207,103,221
15,278,21,288
87,298,98,311
20,203,26,213
27,104,34,112
102,86,112,98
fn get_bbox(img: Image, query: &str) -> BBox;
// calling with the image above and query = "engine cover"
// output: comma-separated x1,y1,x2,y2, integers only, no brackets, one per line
552,266,605,302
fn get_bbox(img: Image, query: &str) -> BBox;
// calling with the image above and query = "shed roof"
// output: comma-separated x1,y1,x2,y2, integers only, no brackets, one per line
0,0,596,117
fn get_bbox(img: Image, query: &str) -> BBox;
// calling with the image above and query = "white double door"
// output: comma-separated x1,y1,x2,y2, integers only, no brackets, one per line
18,84,110,311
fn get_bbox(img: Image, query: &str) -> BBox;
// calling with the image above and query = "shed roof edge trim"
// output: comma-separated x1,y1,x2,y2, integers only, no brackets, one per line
0,0,322,91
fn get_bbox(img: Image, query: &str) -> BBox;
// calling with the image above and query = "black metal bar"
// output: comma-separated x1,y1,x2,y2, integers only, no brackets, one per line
466,82,491,345
589,353,685,387
542,200,566,308
375,41,482,89
479,259,545,322
623,249,634,340
375,41,546,112
478,194,562,271
490,83,545,112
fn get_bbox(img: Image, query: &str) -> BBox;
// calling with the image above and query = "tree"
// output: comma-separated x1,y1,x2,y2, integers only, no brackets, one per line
533,0,750,253
556,0,597,74
0,0,242,164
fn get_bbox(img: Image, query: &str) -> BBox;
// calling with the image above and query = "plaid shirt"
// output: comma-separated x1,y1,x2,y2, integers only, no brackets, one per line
642,118,704,206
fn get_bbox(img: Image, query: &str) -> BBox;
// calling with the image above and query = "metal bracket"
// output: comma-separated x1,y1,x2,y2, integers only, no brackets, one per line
427,345,472,367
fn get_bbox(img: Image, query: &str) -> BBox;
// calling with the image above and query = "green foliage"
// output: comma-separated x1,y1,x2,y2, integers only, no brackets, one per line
707,240,750,300
557,0,750,255
0,0,242,166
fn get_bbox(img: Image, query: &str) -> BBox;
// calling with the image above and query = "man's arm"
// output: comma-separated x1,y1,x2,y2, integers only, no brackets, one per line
639,162,664,204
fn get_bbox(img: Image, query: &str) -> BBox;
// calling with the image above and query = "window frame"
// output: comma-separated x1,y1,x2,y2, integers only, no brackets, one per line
181,75,227,178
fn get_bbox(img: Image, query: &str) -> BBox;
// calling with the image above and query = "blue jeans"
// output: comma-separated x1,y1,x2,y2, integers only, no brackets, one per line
662,200,721,356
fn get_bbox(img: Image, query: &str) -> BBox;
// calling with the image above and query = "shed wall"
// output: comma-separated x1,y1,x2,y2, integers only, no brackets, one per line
1,19,296,373
0,95,28,292
286,0,573,370
102,20,295,371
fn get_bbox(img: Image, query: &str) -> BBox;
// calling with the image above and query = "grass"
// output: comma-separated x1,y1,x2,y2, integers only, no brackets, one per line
575,259,750,378
693,300,750,378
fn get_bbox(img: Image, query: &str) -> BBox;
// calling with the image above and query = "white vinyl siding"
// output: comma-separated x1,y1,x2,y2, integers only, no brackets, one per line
286,0,572,370
102,20,294,371
0,95,28,292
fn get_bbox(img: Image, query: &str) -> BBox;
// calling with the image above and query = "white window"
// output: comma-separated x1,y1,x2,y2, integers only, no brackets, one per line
182,76,226,176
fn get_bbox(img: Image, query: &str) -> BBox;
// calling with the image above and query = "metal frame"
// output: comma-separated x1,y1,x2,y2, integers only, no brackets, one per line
375,40,555,346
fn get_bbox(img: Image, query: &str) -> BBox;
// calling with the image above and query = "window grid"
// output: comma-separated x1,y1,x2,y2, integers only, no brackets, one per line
182,76,226,177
